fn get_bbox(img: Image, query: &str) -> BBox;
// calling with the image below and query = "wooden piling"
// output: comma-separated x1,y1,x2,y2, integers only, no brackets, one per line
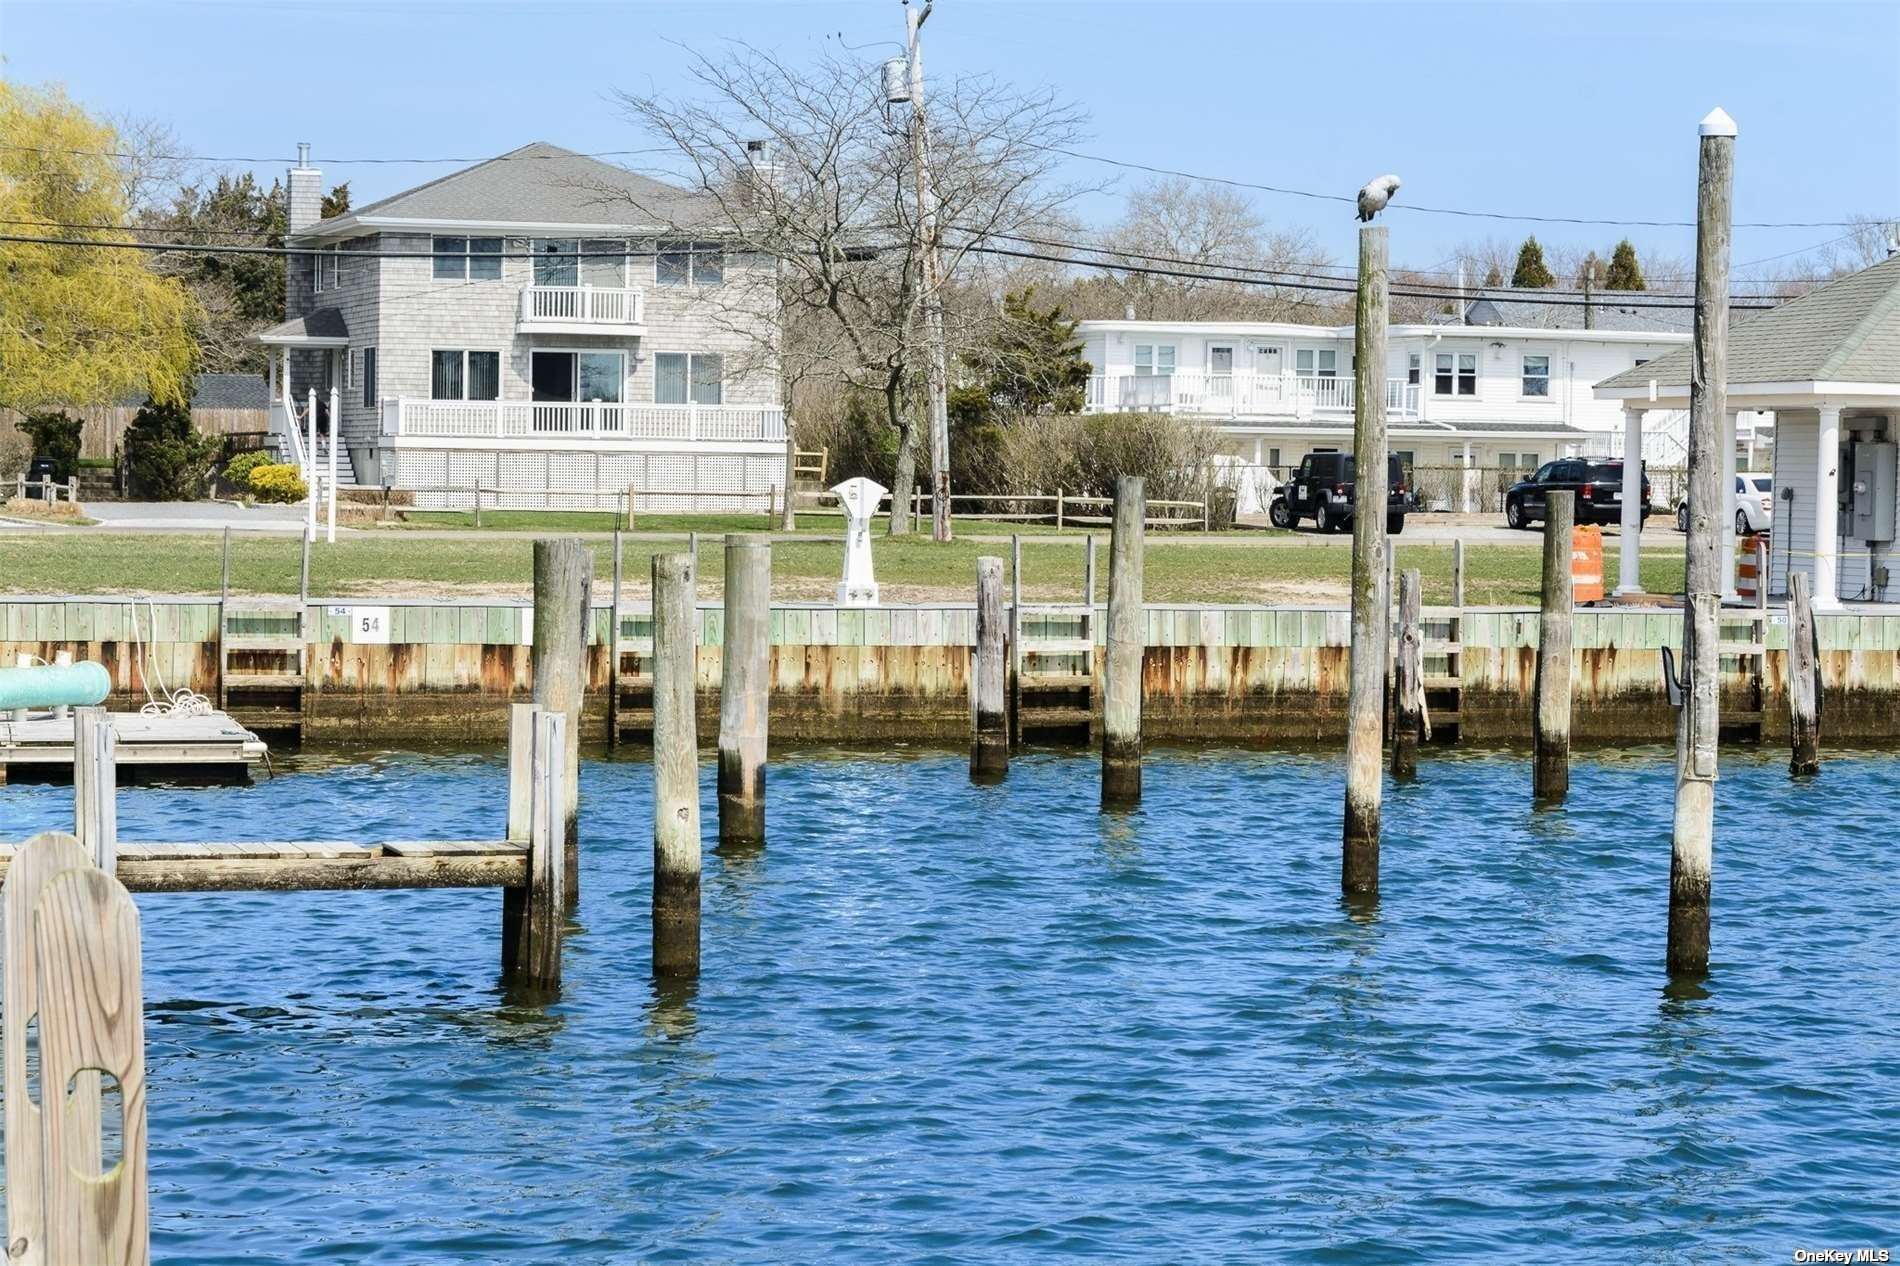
608,529,623,746
972,556,1008,782
1342,223,1391,895
1102,475,1146,807
1085,533,1098,609
1452,538,1466,609
1534,490,1575,803
1009,533,1023,742
1787,570,1821,776
531,538,590,910
503,707,566,995
220,527,231,605
1392,569,1425,779
651,551,701,978
298,529,310,609
72,706,117,871
1670,107,1736,977
719,534,770,845
500,701,533,973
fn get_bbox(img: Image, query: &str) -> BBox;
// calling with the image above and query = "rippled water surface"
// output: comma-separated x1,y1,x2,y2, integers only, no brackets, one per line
2,744,1897,1262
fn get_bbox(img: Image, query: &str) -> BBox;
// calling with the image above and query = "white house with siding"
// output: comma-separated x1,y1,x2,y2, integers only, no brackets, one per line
1597,255,1900,608
1075,302,1689,505
257,142,783,511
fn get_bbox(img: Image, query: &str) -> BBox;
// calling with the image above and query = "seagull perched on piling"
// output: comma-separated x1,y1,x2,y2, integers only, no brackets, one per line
1356,174,1402,222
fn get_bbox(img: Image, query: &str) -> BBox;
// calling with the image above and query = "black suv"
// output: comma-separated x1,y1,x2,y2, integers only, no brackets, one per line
1504,458,1650,529
1269,451,1409,534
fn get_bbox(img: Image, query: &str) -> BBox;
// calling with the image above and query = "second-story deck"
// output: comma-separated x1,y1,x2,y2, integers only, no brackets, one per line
515,285,646,336
1085,370,1422,422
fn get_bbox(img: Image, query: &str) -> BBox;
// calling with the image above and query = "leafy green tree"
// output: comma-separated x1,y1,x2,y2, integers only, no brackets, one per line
122,397,218,500
320,183,351,219
961,287,1091,416
1511,236,1554,288
14,411,83,481
0,83,197,410
1604,238,1647,291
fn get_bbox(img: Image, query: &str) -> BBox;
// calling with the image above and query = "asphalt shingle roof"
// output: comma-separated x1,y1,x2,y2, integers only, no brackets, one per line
307,142,718,235
1597,255,1900,390
255,308,349,342
1457,292,1695,335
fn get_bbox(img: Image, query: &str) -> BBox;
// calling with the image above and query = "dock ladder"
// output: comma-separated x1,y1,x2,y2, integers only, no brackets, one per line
1006,534,1098,742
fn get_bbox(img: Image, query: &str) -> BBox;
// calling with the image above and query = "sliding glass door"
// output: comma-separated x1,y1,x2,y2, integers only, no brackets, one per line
530,349,625,432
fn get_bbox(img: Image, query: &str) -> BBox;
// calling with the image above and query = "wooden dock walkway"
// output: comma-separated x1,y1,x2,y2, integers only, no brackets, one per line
0,710,266,780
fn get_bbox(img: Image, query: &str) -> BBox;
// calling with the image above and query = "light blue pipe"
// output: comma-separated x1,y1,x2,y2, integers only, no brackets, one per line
0,663,111,710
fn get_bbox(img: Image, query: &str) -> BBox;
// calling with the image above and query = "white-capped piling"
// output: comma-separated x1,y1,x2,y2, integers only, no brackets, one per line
1534,490,1575,802
1102,475,1146,807
972,556,1008,781
719,533,771,844
651,551,701,978
1342,223,1390,895
1787,570,1821,775
531,537,590,909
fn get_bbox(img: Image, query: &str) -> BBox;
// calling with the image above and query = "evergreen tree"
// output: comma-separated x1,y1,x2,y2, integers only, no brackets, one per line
1511,236,1554,288
1482,264,1503,288
123,397,219,500
963,287,1091,416
1604,238,1647,290
1578,251,1605,290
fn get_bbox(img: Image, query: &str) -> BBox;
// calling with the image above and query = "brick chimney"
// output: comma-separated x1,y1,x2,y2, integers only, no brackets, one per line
287,142,322,233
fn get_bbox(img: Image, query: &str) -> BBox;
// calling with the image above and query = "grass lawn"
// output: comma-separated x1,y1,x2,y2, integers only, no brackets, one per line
2,531,1686,606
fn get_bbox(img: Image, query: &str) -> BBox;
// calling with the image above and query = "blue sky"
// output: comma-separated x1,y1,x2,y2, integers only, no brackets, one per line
4,0,1896,277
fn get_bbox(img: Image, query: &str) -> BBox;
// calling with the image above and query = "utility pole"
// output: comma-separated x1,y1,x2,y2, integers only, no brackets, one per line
1582,252,1597,330
904,0,953,543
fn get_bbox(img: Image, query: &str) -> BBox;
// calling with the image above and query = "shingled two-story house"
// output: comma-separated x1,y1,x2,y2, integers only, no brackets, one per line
257,143,783,511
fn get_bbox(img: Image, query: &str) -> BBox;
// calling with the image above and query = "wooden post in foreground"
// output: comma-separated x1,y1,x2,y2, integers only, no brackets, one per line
719,534,770,845
73,706,117,871
1392,569,1426,780
1670,107,1737,977
971,556,1008,782
220,527,232,606
608,529,623,746
1787,570,1821,776
298,529,311,609
1102,475,1146,807
1534,490,1575,803
532,538,590,910
503,706,566,995
1452,537,1466,609
1342,223,1391,895
651,551,701,978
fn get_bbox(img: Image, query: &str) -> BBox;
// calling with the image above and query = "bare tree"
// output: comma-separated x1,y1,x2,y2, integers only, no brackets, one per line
614,44,1088,535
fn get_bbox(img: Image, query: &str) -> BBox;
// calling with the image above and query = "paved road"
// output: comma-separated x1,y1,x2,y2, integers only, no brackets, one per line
82,502,307,532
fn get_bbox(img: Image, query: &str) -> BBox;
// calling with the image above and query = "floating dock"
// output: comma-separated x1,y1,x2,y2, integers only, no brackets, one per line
0,711,267,782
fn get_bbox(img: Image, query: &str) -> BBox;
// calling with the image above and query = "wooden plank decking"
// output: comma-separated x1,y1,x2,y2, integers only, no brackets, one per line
0,711,266,774
0,839,526,892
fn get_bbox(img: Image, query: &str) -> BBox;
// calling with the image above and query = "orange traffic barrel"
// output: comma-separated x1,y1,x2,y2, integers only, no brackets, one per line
1571,525,1605,602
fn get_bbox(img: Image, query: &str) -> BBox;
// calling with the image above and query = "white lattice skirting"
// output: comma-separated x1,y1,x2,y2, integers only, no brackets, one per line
389,447,787,513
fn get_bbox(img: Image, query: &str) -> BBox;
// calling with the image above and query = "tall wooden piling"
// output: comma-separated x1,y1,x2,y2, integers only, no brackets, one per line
1342,223,1391,895
719,533,771,844
1452,538,1466,609
1392,569,1426,779
651,551,701,978
531,537,590,909
1787,570,1821,775
503,706,566,995
1534,490,1575,803
1670,107,1737,977
972,556,1008,782
608,528,623,745
1102,475,1146,807
72,705,117,871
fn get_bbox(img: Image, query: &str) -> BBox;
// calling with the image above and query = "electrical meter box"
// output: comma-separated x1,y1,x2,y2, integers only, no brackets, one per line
1849,440,1897,542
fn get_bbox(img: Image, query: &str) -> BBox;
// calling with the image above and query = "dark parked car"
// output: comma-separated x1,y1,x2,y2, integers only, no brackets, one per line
1269,451,1410,534
1504,458,1650,529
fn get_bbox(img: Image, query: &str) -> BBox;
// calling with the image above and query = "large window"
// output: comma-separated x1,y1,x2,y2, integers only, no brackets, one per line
656,240,724,287
430,349,500,400
432,235,502,281
1521,354,1551,398
1132,344,1176,376
654,352,724,404
1295,348,1338,378
1434,351,1477,396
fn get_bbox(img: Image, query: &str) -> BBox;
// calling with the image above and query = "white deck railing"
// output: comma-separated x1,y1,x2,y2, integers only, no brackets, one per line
517,285,645,328
1085,370,1421,420
387,398,785,443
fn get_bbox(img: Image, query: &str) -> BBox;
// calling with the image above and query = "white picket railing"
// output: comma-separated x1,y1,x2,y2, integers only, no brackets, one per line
1085,370,1421,420
390,398,785,443
517,285,645,328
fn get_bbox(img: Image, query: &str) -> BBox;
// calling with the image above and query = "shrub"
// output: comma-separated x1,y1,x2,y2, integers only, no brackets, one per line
246,462,308,503
123,397,218,500
15,410,83,481
221,448,274,490
994,412,1238,528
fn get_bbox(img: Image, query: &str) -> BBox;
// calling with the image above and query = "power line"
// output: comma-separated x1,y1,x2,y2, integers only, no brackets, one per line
0,143,680,166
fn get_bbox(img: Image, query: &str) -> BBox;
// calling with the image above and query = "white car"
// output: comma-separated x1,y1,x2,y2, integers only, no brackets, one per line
1676,472,1773,534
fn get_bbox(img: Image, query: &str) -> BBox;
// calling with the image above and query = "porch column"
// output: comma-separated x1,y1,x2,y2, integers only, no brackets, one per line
1814,403,1842,608
1720,408,1739,601
1460,439,1473,513
1252,436,1265,465
1617,405,1644,595
267,350,278,402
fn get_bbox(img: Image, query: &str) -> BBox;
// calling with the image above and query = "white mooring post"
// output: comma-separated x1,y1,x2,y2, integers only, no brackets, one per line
326,386,339,544
305,387,318,543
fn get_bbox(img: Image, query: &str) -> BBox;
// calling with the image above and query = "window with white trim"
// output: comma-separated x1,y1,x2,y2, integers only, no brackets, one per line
1295,348,1338,378
430,349,500,400
432,235,503,281
1521,354,1551,398
654,352,724,405
1434,351,1477,396
656,240,724,287
1407,353,1421,386
1132,344,1176,376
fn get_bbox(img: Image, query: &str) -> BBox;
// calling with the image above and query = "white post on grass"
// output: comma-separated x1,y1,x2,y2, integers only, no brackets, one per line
327,385,340,544
305,387,318,543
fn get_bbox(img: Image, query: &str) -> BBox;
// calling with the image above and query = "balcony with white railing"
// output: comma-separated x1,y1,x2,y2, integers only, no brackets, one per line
515,285,646,335
383,398,786,444
1084,369,1422,422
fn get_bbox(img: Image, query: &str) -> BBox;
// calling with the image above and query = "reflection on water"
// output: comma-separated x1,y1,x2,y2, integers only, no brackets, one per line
2,742,1896,1261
